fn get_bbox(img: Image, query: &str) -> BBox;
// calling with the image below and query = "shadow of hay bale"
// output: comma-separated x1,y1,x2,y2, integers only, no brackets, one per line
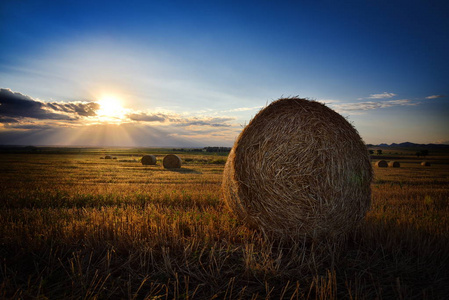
164,167,201,174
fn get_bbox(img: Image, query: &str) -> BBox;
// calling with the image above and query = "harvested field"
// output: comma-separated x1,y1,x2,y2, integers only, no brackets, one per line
1,149,449,299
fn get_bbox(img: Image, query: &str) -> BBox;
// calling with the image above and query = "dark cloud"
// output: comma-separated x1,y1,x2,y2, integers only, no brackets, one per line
47,102,100,116
127,113,234,127
426,95,446,99
0,88,99,120
175,117,234,127
176,120,230,127
127,113,166,122
3,123,54,130
0,88,73,120
0,117,19,123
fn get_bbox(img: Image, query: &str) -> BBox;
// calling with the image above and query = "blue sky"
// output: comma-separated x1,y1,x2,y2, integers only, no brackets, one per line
1,0,448,147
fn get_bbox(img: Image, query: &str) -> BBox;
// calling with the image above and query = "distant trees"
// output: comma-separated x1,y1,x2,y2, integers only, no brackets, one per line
368,150,374,155
203,147,232,153
171,147,232,153
376,149,383,155
416,150,429,158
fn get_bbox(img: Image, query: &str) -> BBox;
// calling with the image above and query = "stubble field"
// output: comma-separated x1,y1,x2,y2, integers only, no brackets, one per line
1,148,448,299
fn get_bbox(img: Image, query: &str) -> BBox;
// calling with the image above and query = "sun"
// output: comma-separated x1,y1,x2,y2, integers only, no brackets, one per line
96,95,127,123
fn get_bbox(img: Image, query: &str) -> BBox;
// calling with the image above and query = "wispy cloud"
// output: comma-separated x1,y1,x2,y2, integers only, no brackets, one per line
127,112,167,122
330,99,416,114
127,111,235,127
222,106,263,113
357,92,397,100
173,116,235,127
366,92,397,99
426,95,446,99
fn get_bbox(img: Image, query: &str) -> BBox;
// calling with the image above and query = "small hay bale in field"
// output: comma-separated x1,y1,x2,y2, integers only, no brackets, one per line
375,160,388,168
421,161,431,166
388,161,400,168
104,155,112,159
100,157,104,159
141,154,157,165
163,154,182,169
222,97,373,239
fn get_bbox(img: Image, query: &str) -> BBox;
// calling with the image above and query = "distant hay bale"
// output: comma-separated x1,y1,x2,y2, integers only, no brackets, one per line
104,155,112,159
163,154,182,169
375,160,388,168
222,97,373,239
141,155,157,165
100,157,104,159
421,161,431,166
388,161,400,168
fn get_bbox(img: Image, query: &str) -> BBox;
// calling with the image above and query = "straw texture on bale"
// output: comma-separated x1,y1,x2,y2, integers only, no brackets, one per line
163,154,182,169
104,155,112,159
388,161,400,168
375,160,388,168
421,161,431,166
141,155,157,165
222,97,373,239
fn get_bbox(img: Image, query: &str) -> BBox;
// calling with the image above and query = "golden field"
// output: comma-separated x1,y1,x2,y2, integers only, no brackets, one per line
0,148,448,299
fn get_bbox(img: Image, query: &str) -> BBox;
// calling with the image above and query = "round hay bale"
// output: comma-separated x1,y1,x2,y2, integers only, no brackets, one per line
141,154,157,165
421,161,431,166
104,155,112,159
388,161,400,168
375,160,388,168
222,97,373,239
163,154,182,169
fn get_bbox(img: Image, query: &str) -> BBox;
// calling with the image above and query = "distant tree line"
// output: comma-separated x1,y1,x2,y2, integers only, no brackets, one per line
368,150,382,155
203,147,232,153
171,148,204,152
416,150,429,158
171,147,232,153
367,148,430,158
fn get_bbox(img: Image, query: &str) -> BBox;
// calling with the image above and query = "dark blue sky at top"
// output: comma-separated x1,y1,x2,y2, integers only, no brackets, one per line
2,0,448,95
0,0,448,145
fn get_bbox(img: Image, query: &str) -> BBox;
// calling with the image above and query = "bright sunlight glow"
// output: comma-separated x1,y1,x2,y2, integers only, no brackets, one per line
95,95,127,123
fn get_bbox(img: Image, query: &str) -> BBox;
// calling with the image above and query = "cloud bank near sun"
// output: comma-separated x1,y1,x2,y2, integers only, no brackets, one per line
0,88,242,146
0,88,235,127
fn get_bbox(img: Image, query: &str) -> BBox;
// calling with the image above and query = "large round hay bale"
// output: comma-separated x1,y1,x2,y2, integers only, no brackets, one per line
163,154,182,169
222,98,373,239
388,161,400,168
104,155,112,159
375,160,388,168
141,154,157,165
421,161,431,166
